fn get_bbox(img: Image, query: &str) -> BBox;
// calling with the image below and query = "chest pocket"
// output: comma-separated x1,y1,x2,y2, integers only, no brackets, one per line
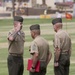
15,33,25,42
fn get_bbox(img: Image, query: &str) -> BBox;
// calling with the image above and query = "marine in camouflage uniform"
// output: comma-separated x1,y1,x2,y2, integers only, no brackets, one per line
52,18,71,75
29,24,52,75
7,16,25,75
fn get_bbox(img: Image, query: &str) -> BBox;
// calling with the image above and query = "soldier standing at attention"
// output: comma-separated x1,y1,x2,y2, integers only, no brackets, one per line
29,24,52,75
52,18,71,75
7,16,25,75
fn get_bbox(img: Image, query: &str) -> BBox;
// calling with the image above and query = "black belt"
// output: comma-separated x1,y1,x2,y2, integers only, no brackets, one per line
9,53,23,57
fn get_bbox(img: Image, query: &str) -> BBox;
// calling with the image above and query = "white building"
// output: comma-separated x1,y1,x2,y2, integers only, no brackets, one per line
36,0,55,8
0,0,74,11
33,0,73,8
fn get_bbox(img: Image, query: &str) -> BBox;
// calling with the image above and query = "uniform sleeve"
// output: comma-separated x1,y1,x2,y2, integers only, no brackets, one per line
7,31,12,39
47,44,50,55
54,34,61,49
69,38,72,56
8,29,18,40
30,42,38,54
20,31,25,42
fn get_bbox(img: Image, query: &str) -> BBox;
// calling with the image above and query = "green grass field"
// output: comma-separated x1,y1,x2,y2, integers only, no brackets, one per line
0,18,75,75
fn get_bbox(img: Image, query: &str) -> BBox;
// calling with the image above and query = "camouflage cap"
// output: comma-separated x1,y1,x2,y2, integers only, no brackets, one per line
30,24,40,30
52,18,62,25
14,16,23,23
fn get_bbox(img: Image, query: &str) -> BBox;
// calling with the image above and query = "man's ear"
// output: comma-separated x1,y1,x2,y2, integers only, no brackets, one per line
20,25,22,29
20,22,23,25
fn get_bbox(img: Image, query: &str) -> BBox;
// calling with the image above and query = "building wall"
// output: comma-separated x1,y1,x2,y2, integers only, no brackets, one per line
36,0,55,8
24,0,56,8
0,0,74,8
28,0,55,8
36,0,66,8
46,0,55,8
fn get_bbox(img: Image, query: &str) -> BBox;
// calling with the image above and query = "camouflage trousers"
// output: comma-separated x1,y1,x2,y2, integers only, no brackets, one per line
54,54,70,75
29,67,46,75
7,55,24,75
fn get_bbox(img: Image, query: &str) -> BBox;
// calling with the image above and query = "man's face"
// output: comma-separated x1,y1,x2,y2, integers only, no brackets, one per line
14,21,21,28
30,31,35,39
53,24,57,32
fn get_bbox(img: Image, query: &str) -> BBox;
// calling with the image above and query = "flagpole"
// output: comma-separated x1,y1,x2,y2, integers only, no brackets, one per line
65,8,67,32
66,18,67,32
65,12,72,32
